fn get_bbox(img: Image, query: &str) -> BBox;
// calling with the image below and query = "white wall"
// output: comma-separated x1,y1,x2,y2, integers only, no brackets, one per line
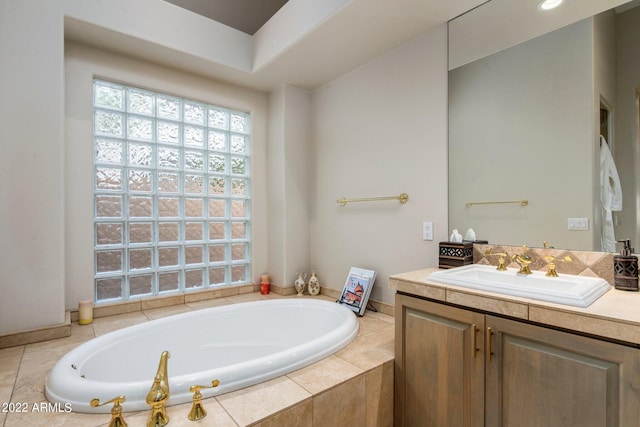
0,0,66,334
267,85,312,286
310,25,449,306
64,42,269,308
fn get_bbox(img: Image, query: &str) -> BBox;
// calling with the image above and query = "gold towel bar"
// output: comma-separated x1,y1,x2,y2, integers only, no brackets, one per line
465,200,528,208
337,193,409,207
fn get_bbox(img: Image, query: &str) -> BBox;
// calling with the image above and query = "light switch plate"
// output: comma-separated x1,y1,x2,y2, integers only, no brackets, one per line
568,218,589,230
423,222,433,240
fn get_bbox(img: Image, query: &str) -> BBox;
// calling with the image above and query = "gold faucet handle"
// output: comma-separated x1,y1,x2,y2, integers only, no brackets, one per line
190,379,220,395
90,395,128,427
543,255,572,277
484,251,508,271
188,379,220,421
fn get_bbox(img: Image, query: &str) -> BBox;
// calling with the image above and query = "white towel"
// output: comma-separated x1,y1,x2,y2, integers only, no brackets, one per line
600,136,622,252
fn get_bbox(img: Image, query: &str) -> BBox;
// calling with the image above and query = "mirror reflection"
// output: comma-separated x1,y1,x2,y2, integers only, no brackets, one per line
448,0,640,252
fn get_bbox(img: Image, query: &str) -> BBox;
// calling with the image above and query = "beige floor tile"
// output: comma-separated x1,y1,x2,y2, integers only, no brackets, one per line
11,369,48,404
0,347,23,387
3,406,107,427
19,339,87,377
286,355,364,395
0,384,14,410
0,345,25,360
217,377,311,426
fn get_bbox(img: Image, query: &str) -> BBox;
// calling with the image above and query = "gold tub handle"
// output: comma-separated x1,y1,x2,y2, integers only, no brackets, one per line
90,395,128,427
188,379,220,421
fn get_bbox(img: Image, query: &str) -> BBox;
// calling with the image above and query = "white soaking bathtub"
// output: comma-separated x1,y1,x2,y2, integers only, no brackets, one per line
45,298,358,413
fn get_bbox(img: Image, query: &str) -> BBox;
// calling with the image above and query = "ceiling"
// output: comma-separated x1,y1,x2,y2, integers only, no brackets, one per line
162,0,289,35
63,0,485,91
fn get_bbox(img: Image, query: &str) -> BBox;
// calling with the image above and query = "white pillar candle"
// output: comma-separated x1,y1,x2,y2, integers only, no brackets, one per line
78,300,93,325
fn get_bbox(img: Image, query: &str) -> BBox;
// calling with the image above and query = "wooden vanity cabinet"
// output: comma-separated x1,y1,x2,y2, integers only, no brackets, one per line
394,294,485,426
395,293,640,427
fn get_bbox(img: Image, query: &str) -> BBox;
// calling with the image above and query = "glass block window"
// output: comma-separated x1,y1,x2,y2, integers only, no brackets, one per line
93,80,250,302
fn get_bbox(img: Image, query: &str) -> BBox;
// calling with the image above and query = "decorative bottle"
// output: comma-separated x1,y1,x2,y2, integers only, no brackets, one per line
308,271,320,296
294,273,306,296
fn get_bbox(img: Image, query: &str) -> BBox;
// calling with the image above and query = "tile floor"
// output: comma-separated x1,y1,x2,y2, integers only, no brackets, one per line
0,292,394,426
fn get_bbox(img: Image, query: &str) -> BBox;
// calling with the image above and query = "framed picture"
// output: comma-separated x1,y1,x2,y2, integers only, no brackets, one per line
338,267,377,316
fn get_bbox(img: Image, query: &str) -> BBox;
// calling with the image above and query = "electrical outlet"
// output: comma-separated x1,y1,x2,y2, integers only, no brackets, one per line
423,222,433,241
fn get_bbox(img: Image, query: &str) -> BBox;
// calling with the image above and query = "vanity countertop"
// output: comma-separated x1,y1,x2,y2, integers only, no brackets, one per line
390,268,640,346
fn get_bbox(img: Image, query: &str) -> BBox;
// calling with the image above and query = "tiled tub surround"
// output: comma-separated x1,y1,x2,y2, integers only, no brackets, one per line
0,293,394,427
474,244,615,285
0,283,394,350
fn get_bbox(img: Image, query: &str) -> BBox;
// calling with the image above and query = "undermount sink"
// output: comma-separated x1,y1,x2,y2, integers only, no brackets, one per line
429,264,611,308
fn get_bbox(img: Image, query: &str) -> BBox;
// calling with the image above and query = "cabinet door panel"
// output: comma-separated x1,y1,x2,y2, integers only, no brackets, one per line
486,316,640,427
395,295,484,427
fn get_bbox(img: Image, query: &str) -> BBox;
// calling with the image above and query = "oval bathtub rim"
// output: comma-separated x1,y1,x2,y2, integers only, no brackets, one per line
45,298,359,413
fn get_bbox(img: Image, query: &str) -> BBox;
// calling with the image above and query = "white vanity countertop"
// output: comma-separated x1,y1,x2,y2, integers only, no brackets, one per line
390,268,640,346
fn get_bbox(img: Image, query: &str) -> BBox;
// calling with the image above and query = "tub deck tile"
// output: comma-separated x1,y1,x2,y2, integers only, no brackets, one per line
334,335,394,372
286,355,364,395
91,311,149,336
143,303,191,320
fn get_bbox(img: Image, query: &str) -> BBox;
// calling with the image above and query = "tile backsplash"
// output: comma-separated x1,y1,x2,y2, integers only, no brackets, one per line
474,244,615,285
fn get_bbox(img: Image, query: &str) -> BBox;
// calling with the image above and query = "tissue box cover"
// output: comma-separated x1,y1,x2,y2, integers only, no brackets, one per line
438,241,474,269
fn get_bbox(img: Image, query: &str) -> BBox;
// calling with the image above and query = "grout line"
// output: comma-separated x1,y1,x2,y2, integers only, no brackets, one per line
4,345,26,427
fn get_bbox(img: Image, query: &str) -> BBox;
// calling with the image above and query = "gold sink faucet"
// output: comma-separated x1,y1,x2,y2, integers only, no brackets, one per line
146,351,170,427
511,245,532,275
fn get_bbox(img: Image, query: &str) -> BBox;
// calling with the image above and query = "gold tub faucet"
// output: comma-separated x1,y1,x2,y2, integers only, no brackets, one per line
146,351,170,427
511,245,532,275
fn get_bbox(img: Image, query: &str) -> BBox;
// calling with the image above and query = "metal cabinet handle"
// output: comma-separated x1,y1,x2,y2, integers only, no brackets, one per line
486,326,493,362
471,324,479,358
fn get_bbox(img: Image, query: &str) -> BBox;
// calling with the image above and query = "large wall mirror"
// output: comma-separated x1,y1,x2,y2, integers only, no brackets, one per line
448,0,640,252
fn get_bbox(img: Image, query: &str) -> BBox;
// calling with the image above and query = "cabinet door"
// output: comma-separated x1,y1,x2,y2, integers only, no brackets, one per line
486,315,640,427
395,294,485,427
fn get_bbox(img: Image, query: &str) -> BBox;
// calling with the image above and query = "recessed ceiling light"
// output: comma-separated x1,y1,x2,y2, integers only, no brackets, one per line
538,0,564,11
